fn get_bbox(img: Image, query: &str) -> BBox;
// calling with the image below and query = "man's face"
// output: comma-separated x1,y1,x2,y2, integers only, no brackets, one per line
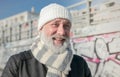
40,18,71,47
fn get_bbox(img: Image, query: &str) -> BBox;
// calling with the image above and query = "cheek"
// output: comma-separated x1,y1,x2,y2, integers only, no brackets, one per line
44,28,56,36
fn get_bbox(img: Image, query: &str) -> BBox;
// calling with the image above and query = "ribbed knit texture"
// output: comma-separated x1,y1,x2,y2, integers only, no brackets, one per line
38,3,71,30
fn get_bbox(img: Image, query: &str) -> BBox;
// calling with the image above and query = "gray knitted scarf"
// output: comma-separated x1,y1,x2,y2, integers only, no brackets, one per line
31,36,73,77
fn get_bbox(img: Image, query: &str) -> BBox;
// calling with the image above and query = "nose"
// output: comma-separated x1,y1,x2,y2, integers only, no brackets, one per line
57,25,65,36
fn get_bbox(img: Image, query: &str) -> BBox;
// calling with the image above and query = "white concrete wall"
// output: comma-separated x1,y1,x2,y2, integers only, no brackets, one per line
72,23,120,77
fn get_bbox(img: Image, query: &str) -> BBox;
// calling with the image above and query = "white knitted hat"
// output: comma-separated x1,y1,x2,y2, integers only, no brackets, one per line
38,3,71,30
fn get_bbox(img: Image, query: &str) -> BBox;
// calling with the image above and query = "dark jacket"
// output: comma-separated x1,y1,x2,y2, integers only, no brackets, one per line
1,50,92,77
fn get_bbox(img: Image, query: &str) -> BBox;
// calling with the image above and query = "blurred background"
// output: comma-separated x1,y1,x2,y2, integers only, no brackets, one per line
0,0,120,77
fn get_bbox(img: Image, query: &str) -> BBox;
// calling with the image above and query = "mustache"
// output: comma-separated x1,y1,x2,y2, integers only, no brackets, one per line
51,34,68,40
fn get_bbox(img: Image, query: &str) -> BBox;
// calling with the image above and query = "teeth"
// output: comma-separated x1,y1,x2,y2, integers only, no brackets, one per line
52,36,65,41
55,38,63,41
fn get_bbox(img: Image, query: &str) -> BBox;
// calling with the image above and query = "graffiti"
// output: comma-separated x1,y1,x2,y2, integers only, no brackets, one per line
109,38,120,53
72,32,120,77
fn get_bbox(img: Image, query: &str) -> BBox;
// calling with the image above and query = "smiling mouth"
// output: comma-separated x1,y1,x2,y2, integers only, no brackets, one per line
52,37,65,46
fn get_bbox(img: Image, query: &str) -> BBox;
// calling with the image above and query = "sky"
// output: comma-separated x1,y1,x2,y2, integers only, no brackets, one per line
0,0,105,20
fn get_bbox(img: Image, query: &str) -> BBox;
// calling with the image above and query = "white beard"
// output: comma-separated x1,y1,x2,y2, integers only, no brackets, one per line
40,31,70,54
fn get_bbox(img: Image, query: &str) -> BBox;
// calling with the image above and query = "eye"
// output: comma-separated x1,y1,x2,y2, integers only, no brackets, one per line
51,22,59,28
64,24,71,30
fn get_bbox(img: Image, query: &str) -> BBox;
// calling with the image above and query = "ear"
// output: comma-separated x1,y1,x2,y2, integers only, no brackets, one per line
69,31,73,37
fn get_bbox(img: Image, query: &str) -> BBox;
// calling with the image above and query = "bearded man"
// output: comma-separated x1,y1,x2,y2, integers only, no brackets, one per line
1,3,92,77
